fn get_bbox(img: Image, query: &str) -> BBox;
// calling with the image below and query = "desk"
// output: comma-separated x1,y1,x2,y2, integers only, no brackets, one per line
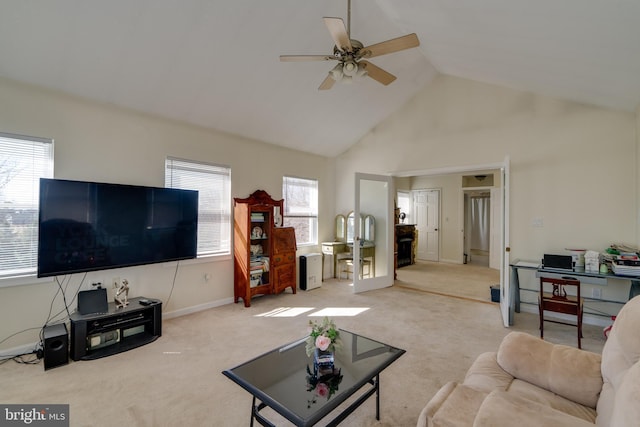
510,259,640,325
321,242,348,278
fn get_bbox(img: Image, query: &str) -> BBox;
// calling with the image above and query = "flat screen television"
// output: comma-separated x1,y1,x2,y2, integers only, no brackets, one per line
37,178,198,278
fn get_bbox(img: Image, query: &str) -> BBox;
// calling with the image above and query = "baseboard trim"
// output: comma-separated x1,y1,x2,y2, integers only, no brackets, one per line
439,258,462,264
2,298,236,358
162,297,235,319
518,303,612,328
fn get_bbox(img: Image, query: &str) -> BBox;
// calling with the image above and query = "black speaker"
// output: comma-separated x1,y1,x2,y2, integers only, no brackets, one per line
78,288,108,315
300,255,309,290
43,323,69,370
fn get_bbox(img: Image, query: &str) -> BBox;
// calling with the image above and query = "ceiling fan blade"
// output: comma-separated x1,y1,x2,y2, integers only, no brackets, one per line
359,33,420,59
280,55,337,62
323,17,353,53
318,74,336,91
359,60,396,86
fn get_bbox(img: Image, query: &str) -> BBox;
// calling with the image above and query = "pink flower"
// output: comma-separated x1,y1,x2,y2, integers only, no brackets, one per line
315,335,331,351
315,382,329,398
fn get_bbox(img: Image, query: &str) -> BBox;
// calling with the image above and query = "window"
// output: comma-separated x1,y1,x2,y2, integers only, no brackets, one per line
0,132,54,278
165,157,231,257
282,176,318,246
397,191,411,223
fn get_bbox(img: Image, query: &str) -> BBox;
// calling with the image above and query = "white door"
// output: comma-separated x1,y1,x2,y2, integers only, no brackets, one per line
353,173,394,293
414,190,440,261
500,157,511,327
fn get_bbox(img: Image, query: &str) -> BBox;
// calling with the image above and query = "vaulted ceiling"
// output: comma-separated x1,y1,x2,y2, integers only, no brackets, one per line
1,0,638,157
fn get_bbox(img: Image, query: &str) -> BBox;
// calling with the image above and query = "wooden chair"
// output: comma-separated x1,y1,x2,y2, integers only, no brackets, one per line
539,276,584,348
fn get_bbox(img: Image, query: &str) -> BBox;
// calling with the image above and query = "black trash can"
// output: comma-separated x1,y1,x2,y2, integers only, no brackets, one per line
490,285,500,303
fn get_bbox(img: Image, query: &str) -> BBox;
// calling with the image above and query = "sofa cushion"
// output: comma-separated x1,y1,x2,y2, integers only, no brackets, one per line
463,349,596,422
473,391,595,427
507,379,596,423
496,331,602,408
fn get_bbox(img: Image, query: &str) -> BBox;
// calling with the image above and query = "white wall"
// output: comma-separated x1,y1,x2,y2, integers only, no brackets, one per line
335,74,638,308
0,77,334,351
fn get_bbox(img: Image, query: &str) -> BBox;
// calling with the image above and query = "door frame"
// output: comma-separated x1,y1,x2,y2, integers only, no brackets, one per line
353,172,394,293
392,159,510,326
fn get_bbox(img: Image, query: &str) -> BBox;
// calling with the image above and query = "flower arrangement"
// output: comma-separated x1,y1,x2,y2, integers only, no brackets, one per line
306,365,343,407
305,317,341,357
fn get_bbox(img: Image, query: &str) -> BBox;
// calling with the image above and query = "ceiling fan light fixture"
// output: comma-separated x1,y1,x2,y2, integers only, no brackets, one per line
279,0,420,90
342,60,358,77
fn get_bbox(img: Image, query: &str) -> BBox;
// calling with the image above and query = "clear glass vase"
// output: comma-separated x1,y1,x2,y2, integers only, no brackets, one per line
313,348,334,372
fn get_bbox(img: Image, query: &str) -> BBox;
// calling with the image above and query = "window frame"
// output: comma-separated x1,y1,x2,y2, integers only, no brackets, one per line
282,176,318,247
397,190,412,223
0,132,54,280
165,157,231,258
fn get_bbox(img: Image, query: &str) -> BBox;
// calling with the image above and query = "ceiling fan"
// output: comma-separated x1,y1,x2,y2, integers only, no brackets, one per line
280,0,420,90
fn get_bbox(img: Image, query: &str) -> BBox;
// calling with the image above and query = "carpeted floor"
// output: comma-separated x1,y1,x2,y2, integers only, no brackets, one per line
0,267,606,426
396,260,500,303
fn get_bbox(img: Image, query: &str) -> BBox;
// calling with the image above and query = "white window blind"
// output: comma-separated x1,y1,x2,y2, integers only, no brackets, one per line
165,157,231,256
282,176,318,246
0,132,54,278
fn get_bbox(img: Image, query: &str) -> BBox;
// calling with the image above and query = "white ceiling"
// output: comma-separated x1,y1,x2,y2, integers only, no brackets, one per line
1,0,639,157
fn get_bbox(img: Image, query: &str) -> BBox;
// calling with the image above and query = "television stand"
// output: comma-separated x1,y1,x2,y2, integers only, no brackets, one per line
69,297,162,361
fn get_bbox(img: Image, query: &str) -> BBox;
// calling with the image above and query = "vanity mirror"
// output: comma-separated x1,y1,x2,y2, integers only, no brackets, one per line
363,215,375,242
346,211,355,243
335,214,346,242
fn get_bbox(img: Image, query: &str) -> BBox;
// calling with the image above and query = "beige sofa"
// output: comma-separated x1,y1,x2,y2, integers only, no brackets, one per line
418,295,640,427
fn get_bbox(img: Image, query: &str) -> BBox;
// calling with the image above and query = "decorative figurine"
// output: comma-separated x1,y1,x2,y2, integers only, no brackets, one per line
114,279,129,308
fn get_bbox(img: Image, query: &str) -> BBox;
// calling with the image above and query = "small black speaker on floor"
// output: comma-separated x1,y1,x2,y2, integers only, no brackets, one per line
43,323,69,370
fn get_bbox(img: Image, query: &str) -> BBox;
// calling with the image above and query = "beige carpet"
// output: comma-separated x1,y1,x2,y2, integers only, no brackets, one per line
0,271,606,426
396,260,500,303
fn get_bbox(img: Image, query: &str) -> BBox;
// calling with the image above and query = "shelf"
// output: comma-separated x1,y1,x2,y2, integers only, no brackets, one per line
69,297,162,361
79,333,159,360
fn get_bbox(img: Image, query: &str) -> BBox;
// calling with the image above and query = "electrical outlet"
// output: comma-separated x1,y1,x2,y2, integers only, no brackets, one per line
592,288,602,299
112,277,120,288
532,218,544,228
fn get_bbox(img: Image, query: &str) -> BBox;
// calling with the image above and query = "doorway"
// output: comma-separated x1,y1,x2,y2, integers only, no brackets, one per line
392,159,511,326
464,191,490,267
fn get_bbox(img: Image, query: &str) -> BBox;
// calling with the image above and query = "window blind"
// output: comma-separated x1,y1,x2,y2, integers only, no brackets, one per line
0,132,54,278
283,176,318,245
165,157,231,256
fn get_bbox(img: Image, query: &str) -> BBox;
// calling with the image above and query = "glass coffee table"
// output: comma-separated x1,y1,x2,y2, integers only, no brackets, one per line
222,329,405,427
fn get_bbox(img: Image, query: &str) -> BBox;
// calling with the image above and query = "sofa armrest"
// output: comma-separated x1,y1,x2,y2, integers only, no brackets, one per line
496,332,602,408
463,351,514,392
417,382,489,427
417,381,457,427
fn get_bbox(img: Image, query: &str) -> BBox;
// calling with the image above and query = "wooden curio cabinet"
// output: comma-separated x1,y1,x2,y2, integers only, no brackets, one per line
233,190,296,307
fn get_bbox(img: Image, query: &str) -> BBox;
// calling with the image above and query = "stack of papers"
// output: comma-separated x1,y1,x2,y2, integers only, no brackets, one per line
611,254,640,276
